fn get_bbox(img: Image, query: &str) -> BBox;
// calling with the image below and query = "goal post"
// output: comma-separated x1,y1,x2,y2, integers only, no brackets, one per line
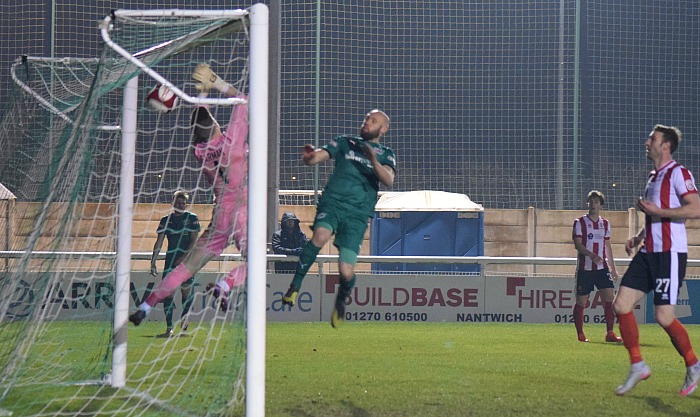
0,5,269,417
107,4,270,414
112,75,138,390
245,4,269,417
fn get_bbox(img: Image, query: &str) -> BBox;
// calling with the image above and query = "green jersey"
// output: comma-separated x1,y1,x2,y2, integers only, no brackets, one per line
320,135,397,218
156,211,200,273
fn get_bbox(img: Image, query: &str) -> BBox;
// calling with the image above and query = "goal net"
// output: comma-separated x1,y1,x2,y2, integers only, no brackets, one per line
0,6,268,417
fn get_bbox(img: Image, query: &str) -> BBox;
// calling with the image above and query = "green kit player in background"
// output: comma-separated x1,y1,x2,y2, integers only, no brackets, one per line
281,109,397,327
150,190,200,335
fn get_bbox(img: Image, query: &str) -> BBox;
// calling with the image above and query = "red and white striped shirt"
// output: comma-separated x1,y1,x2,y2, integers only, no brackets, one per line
572,214,610,271
642,160,697,253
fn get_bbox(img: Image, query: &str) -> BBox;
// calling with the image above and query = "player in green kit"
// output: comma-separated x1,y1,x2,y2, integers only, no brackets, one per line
281,109,397,328
150,190,200,335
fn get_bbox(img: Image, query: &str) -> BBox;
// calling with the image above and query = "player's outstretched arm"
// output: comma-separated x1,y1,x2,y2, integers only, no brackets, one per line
301,144,330,166
193,63,240,97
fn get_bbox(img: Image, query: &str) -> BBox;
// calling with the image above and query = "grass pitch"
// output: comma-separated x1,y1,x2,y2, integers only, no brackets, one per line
267,322,700,417
3,321,700,416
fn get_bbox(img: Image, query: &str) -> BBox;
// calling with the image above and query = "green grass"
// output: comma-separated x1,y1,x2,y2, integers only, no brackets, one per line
0,321,245,417
266,322,700,417
3,322,700,416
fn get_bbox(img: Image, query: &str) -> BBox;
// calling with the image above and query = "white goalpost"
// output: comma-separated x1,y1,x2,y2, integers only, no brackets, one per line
107,5,269,415
0,4,268,417
243,6,269,415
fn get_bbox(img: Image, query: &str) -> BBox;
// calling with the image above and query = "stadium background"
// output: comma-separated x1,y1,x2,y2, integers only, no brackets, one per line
1,0,699,211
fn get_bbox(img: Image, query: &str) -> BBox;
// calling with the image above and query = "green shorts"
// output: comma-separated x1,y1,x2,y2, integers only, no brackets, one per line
313,201,369,257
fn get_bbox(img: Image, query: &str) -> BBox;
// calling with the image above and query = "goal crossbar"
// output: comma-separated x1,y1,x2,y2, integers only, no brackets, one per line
100,9,249,106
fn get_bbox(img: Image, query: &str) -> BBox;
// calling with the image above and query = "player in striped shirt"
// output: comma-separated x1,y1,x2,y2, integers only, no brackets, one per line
571,190,621,343
614,125,700,396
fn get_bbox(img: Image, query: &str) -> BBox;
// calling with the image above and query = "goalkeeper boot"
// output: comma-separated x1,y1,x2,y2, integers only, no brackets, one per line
282,286,299,307
165,327,174,337
615,362,651,396
605,331,623,343
331,290,348,329
129,309,146,326
680,361,700,396
206,283,229,312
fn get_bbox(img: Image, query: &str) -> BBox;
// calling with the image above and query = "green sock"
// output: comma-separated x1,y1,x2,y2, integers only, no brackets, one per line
339,274,356,297
181,292,194,317
290,242,321,290
163,296,174,328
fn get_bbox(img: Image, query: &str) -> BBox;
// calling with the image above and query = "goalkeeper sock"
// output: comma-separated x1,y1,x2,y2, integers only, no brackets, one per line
290,242,322,290
223,265,246,289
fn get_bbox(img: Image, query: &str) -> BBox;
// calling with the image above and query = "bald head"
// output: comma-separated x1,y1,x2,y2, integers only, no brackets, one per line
360,109,390,141
369,109,390,126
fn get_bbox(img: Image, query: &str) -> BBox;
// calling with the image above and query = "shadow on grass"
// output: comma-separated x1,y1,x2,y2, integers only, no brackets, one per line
283,399,371,417
132,332,192,339
644,396,700,416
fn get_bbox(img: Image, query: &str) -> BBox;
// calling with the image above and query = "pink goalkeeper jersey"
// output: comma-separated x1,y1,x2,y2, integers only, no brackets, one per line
641,160,697,253
572,214,611,271
193,98,249,203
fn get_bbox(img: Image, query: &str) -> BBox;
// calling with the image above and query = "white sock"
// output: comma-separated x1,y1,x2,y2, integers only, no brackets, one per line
216,280,231,294
138,302,152,315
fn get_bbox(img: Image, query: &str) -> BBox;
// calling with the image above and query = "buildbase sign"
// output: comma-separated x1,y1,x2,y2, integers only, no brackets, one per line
268,273,648,324
4,271,662,324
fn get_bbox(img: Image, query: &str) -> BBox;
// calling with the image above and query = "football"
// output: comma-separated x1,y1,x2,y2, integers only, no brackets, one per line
146,84,179,113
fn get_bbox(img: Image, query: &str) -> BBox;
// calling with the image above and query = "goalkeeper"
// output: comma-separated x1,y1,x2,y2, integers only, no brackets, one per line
130,64,248,326
280,109,397,328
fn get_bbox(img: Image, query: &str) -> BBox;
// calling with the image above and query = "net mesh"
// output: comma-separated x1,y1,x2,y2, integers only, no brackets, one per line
272,1,700,211
277,1,579,209
2,1,700,212
0,10,251,417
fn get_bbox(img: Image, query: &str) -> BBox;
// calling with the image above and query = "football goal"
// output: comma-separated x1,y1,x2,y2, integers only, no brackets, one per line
0,5,268,417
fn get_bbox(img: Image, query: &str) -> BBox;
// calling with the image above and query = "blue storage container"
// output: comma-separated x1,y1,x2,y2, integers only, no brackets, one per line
370,191,484,273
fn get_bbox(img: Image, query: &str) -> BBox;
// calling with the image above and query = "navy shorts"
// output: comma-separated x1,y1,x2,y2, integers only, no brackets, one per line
620,251,687,305
575,268,614,296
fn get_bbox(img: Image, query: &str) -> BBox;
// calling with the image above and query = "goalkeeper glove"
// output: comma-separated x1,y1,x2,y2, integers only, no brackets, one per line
192,63,230,94
194,83,210,98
